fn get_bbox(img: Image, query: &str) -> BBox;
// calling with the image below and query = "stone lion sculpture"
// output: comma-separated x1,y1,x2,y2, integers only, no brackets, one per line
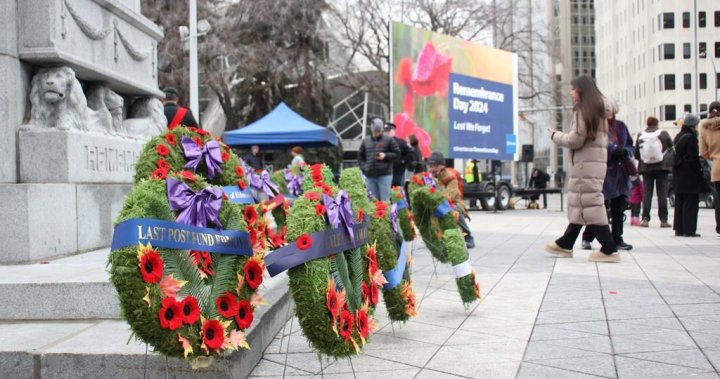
123,97,166,140
87,85,125,135
29,66,90,131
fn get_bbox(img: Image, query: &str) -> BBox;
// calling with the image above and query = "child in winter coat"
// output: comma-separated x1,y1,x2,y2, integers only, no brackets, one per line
629,175,644,226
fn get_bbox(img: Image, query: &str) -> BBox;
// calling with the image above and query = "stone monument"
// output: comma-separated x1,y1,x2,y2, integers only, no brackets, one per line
0,0,165,263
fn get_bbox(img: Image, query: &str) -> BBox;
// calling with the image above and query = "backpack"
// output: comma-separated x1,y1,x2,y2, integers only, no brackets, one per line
638,130,663,164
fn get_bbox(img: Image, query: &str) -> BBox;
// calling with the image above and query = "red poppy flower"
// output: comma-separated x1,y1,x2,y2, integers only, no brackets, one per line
156,159,169,170
357,209,364,223
165,133,177,146
180,296,200,325
310,163,323,171
238,179,247,190
304,192,320,201
361,282,379,306
158,297,183,330
243,259,263,290
221,151,230,162
411,42,452,97
180,170,195,182
393,113,432,158
193,136,203,147
235,166,245,177
310,172,324,183
322,184,334,196
375,201,388,211
326,284,340,320
152,167,168,180
411,174,423,185
196,128,209,136
156,144,170,156
395,191,404,200
188,127,199,133
374,209,386,219
356,309,370,338
215,292,239,318
243,205,258,226
429,187,436,193
296,234,312,250
315,204,326,216
269,228,287,248
139,249,163,283
338,309,354,341
395,57,413,87
202,319,225,350
367,247,378,276
235,299,253,329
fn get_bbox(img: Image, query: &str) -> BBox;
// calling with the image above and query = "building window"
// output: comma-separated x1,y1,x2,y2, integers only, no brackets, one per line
699,11,706,27
717,73,720,89
715,11,720,27
684,104,692,113
701,104,708,113
659,43,675,60
662,105,677,121
683,43,691,59
660,12,674,29
684,73,692,89
660,74,676,91
700,73,707,89
683,12,691,28
715,42,720,58
699,42,707,58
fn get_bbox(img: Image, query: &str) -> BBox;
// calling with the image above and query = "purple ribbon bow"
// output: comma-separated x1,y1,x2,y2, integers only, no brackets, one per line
167,178,223,228
423,173,436,187
284,168,303,196
181,136,223,180
249,170,280,197
322,190,356,245
390,203,399,233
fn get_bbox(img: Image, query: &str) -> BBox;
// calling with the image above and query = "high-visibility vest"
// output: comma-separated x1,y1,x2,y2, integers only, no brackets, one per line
465,161,476,183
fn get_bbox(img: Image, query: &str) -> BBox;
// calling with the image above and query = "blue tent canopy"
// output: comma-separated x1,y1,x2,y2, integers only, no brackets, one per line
223,102,339,148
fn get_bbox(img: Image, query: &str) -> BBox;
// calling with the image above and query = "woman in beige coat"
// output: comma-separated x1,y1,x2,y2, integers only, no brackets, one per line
545,76,620,262
699,101,720,236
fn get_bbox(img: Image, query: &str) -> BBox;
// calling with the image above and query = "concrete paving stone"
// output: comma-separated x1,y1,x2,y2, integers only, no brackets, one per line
541,336,614,354
523,341,609,361
415,368,476,379
517,362,610,379
0,321,97,352
614,356,716,379
376,321,455,346
608,318,686,336
619,348,715,371
540,298,605,312
531,324,608,341
535,309,608,325
604,304,676,320
445,328,525,346
704,348,720,369
362,346,439,367
688,331,720,349
543,290,603,302
525,355,617,378
250,358,313,377
680,316,720,331
461,321,535,340
425,345,522,377
611,335,697,355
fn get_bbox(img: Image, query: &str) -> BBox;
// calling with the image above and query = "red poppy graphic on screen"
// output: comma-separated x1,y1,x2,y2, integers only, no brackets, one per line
392,113,432,158
411,43,452,97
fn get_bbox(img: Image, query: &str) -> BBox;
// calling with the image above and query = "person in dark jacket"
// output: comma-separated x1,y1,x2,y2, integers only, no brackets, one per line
528,167,550,208
384,123,414,187
635,116,673,228
162,87,198,128
673,113,703,237
244,145,264,171
358,118,400,201
407,134,425,174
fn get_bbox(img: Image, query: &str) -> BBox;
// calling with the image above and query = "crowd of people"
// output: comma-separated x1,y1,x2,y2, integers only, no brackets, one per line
545,76,720,263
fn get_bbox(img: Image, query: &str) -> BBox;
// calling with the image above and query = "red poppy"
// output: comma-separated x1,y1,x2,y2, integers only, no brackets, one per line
357,209,364,223
215,292,239,318
393,113,432,158
367,247,378,276
202,319,225,350
235,166,245,177
310,172,324,183
139,249,163,283
411,42,452,97
395,191,404,200
338,309,354,341
310,163,323,171
196,128,209,136
269,227,287,248
235,299,253,329
193,136,203,147
395,57,413,87
429,187,436,193
326,284,340,320
243,205,258,226
374,209,386,219
152,167,168,180
238,179,247,190
180,296,200,325
313,204,327,216
180,170,195,182
304,192,320,201
243,259,263,290
296,234,312,250
158,297,183,330
156,159,169,170
156,144,170,156
165,133,177,146
375,201,387,211
361,282,379,306
188,127,199,133
411,174,423,185
221,151,230,162
356,309,370,338
402,92,415,115
321,184,334,196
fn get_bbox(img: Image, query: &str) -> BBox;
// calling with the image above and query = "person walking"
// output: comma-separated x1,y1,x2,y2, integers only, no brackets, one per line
673,113,703,237
635,116,673,228
581,101,634,251
699,101,720,237
358,118,400,201
545,76,619,262
428,151,475,249
244,145,264,171
384,123,413,187
162,87,198,128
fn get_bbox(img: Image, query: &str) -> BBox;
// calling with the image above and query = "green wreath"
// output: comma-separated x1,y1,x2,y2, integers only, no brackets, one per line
408,172,482,305
282,164,379,357
109,173,263,367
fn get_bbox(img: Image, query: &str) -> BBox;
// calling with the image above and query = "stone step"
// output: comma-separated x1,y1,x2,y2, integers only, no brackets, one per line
0,248,120,320
0,268,292,379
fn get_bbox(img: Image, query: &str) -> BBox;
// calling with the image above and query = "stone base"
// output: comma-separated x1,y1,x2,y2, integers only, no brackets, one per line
19,128,145,184
0,183,130,264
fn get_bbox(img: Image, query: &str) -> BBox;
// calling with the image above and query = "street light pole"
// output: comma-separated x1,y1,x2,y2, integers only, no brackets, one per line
189,0,200,122
694,0,699,112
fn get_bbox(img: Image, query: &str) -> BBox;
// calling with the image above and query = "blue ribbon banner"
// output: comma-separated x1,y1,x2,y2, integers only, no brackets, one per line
265,222,369,277
223,186,255,204
383,241,407,290
434,200,453,218
394,199,408,211
111,218,252,256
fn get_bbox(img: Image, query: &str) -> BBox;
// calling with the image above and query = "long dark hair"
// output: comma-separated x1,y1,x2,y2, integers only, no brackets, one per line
571,76,606,141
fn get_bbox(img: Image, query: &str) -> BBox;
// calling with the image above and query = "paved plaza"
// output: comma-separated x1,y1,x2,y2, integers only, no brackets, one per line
251,199,720,378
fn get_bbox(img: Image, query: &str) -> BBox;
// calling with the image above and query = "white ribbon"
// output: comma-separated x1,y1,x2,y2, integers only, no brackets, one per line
452,260,472,278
